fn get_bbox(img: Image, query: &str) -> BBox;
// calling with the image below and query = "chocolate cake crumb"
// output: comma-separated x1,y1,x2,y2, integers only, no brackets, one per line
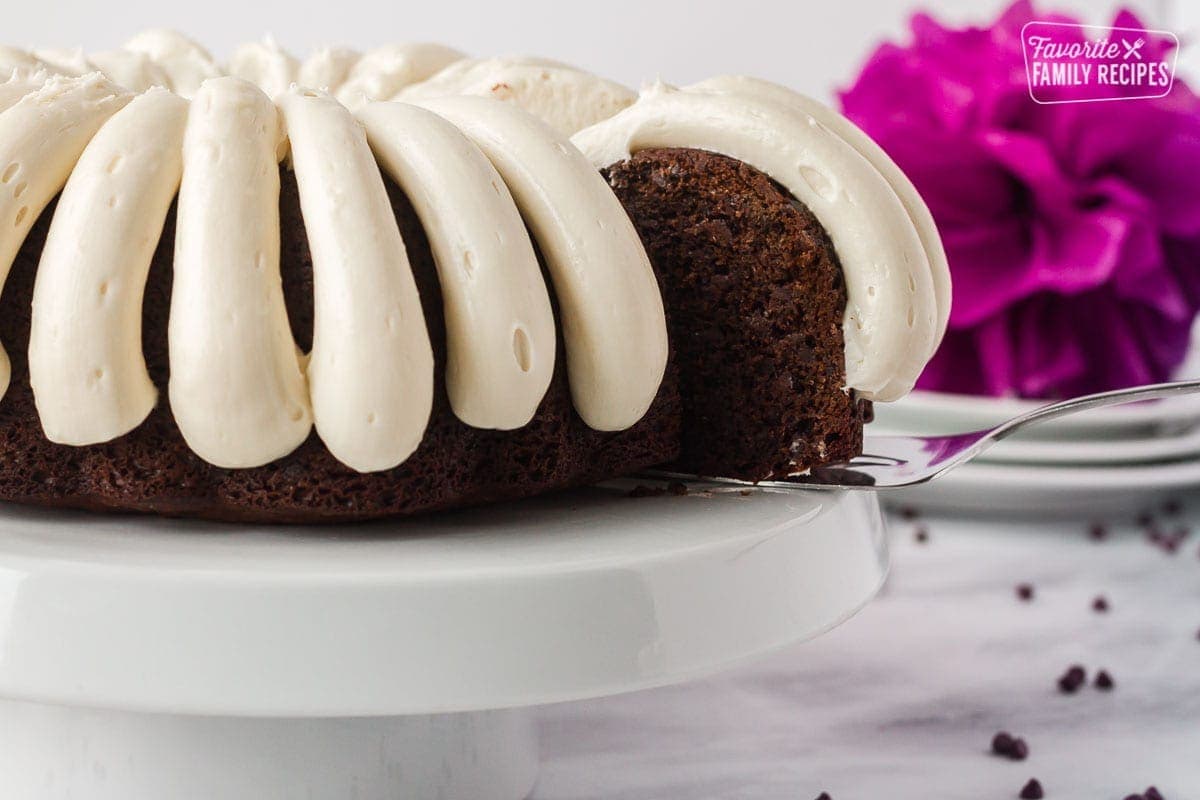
1144,786,1165,800
606,149,863,479
1125,794,1147,800
1092,595,1110,613
914,526,930,544
815,793,832,800
1088,522,1108,541
1019,778,1045,799
667,481,688,496
899,506,920,520
627,484,667,498
1016,583,1035,602
1057,665,1087,694
1095,670,1115,691
991,731,1029,760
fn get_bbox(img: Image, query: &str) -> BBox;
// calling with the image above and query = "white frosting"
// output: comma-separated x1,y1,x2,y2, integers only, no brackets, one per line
0,47,51,77
228,36,299,99
573,81,938,402
358,101,557,429
0,70,52,113
280,89,433,472
416,95,667,430
334,43,464,111
170,77,313,468
123,30,220,97
87,49,169,92
298,46,360,93
29,88,187,444
31,47,90,75
0,74,129,400
397,57,635,136
690,76,952,355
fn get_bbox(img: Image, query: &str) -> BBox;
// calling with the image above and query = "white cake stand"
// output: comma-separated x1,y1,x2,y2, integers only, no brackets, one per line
0,480,886,799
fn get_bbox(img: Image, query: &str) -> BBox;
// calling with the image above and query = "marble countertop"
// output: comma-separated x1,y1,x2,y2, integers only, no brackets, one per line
534,493,1200,799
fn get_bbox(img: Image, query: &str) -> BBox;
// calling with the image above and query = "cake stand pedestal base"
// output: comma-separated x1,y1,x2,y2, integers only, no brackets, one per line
0,481,886,800
0,700,538,800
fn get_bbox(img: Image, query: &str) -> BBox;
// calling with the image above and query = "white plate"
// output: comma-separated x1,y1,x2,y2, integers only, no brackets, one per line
874,388,1200,442
881,457,1200,517
871,419,1200,466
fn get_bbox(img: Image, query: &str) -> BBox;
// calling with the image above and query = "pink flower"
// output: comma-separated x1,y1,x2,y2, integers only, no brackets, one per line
839,1,1200,398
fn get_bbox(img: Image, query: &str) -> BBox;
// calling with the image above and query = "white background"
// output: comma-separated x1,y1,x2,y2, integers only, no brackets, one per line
3,0,1181,103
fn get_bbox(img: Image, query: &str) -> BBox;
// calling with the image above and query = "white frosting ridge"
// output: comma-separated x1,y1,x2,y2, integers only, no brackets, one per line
123,30,220,97
87,49,169,92
358,101,557,430
298,46,360,93
0,73,129,400
397,57,635,136
280,89,433,472
572,81,937,402
335,44,465,111
228,36,299,99
416,95,667,430
690,76,952,356
0,47,52,78
29,88,187,445
0,70,53,113
170,77,312,468
31,47,90,76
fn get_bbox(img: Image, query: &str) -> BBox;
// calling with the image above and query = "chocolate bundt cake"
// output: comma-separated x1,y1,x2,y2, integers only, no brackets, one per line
0,33,949,522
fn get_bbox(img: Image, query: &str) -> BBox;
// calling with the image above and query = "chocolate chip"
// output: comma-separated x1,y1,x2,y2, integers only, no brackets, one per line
1092,595,1109,613
991,731,1029,760
914,526,929,543
1144,786,1164,800
1019,778,1045,799
1057,664,1087,694
1088,522,1108,541
667,481,688,496
1016,583,1035,602
1095,669,1115,690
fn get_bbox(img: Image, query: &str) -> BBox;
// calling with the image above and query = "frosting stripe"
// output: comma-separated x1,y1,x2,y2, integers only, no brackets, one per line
282,90,434,471
169,77,312,468
0,71,53,114
30,88,188,445
416,95,668,431
573,83,937,402
359,101,556,430
0,73,129,401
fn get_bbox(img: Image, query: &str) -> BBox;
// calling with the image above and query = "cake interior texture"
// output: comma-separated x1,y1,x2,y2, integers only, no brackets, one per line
0,147,861,522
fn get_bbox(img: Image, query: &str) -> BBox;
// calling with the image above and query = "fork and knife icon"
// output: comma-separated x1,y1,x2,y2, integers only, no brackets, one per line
1122,37,1146,60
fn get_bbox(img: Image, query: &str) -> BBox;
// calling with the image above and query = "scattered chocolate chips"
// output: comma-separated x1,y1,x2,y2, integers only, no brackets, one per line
667,481,688,496
1019,778,1045,799
1088,522,1108,541
1016,583,1035,602
914,526,929,544
1095,669,1115,691
627,484,666,498
1057,664,1087,694
991,731,1029,760
1092,595,1110,613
